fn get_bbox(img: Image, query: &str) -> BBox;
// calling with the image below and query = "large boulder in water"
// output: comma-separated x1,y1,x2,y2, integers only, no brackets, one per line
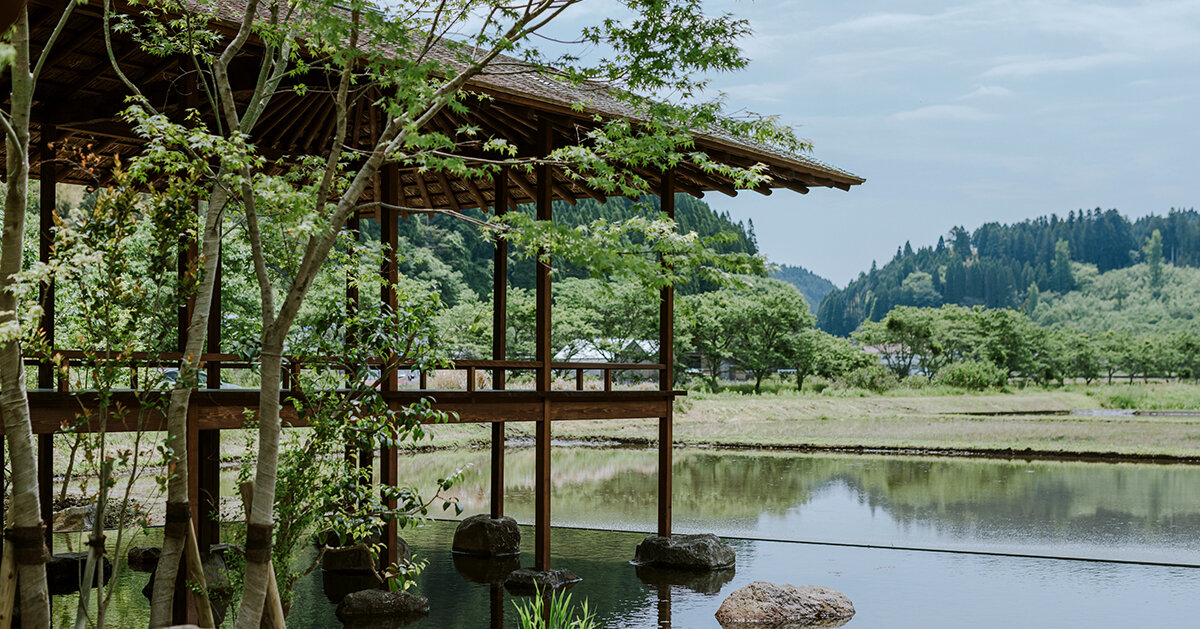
715,581,854,628
451,514,520,557
335,589,429,627
634,534,735,570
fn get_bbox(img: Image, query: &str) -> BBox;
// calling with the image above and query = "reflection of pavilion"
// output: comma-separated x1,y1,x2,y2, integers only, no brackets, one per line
7,0,861,621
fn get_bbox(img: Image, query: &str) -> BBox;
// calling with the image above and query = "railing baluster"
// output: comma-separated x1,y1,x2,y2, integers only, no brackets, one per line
576,368,584,391
604,368,612,392
467,366,476,392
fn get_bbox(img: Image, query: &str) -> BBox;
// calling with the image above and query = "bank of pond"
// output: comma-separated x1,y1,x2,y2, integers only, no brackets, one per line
57,447,1200,627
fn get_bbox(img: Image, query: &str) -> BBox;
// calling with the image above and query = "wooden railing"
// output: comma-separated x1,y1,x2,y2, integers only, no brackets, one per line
22,351,667,393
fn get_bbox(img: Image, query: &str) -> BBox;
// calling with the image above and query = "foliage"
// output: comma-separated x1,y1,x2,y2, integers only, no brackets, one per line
936,360,1007,391
397,194,761,303
817,207,1200,335
835,364,898,393
769,263,835,312
513,589,597,629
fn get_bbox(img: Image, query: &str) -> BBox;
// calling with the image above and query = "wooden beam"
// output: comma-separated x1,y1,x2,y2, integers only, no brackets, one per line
436,170,462,212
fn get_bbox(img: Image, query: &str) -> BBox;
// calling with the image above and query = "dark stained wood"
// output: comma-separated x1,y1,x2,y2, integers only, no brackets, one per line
380,163,401,567
490,168,508,519
38,123,55,390
534,120,553,571
197,428,220,549
658,170,675,538
206,249,223,388
38,434,52,551
535,398,551,571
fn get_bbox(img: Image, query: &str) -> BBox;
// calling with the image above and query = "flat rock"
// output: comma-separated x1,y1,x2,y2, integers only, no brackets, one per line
452,515,520,557
52,505,94,532
335,589,429,628
634,534,735,570
715,581,854,628
503,568,581,594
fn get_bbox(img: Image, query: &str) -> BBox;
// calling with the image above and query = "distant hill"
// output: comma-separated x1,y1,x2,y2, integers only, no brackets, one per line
1032,262,1200,336
394,194,761,305
816,208,1200,336
769,264,836,312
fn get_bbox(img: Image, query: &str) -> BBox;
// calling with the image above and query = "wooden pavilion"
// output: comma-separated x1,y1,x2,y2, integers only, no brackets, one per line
5,0,862,619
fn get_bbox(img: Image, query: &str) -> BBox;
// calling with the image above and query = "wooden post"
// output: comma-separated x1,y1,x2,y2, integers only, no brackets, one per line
37,435,51,552
657,170,675,538
199,247,222,550
534,121,553,571
0,539,16,628
490,167,509,519
38,123,55,390
379,164,400,568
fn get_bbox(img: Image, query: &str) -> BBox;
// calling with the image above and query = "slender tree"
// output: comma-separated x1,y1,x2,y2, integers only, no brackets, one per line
0,4,80,626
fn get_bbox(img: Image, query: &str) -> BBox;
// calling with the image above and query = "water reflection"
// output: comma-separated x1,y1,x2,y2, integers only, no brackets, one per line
49,448,1200,628
400,447,1200,563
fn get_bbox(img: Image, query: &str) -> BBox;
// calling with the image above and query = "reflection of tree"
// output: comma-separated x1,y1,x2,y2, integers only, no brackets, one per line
395,448,1200,543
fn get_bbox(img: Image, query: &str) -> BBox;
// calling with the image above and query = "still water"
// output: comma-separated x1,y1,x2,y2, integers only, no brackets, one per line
58,447,1200,627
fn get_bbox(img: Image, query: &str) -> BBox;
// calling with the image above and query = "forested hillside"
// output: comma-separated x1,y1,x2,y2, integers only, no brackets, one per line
395,194,760,305
817,208,1200,335
770,264,836,312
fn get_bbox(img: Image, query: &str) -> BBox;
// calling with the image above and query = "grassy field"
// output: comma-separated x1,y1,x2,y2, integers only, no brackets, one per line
428,382,1200,460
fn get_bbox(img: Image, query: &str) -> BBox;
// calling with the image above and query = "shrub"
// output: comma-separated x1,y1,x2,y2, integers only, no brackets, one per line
836,364,899,393
936,360,1007,390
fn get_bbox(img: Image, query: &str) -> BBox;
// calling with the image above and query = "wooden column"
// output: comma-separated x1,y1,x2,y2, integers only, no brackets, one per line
38,123,55,389
534,122,553,571
198,248,222,550
657,171,675,538
379,165,400,568
490,168,509,519
37,435,52,552
37,123,55,553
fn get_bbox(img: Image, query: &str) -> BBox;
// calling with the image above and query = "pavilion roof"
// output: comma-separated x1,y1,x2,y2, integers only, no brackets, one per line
15,0,863,210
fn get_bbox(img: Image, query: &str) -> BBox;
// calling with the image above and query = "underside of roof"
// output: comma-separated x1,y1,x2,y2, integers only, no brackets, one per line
12,0,863,212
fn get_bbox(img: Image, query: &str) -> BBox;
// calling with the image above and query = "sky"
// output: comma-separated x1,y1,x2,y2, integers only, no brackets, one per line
628,0,1200,285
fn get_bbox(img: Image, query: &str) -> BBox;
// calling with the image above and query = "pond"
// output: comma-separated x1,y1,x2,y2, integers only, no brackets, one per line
55,446,1200,627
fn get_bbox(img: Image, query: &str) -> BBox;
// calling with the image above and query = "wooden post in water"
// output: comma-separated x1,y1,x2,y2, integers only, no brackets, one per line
491,167,509,519
657,170,675,538
534,120,553,571
380,164,401,568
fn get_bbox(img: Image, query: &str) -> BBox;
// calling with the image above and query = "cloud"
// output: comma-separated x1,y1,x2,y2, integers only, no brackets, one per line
823,9,968,33
958,85,1014,100
891,105,988,122
981,53,1138,78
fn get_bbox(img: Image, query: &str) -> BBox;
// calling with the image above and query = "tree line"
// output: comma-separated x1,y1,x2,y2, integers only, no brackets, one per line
817,208,1200,336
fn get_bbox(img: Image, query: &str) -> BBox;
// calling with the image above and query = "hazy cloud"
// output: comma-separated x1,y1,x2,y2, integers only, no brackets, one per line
981,53,1138,78
958,86,1014,100
891,105,989,122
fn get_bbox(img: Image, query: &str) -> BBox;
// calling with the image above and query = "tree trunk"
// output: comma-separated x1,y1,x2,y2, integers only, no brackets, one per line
796,370,805,392
0,11,52,628
148,185,227,627
233,336,284,629
754,372,765,394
